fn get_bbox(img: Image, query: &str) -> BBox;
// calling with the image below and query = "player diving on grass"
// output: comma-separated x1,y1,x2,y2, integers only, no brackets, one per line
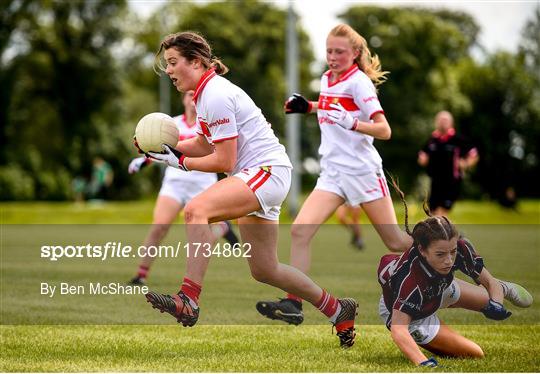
377,184,533,367
135,31,359,348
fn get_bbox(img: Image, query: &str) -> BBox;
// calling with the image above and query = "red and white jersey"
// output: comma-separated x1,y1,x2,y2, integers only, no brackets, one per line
194,69,292,176
163,114,217,184
317,65,385,175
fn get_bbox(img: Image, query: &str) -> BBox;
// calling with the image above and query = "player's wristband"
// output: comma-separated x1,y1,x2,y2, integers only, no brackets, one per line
178,155,189,171
351,118,360,131
306,101,313,114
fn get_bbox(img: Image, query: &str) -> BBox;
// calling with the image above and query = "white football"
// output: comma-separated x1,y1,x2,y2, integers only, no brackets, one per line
134,112,179,153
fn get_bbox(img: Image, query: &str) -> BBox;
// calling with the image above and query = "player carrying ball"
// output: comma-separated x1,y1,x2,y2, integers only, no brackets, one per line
128,90,238,285
136,31,359,348
377,185,533,367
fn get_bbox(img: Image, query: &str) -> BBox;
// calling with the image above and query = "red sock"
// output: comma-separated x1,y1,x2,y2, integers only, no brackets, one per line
286,293,303,303
137,265,150,279
180,277,202,304
314,290,339,318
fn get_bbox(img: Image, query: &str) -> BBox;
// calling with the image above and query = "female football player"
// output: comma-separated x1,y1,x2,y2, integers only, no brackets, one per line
257,23,412,325
377,186,533,367
137,31,359,348
127,90,238,285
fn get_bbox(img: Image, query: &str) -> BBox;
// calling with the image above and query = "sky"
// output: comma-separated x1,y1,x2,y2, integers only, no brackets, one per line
130,0,538,63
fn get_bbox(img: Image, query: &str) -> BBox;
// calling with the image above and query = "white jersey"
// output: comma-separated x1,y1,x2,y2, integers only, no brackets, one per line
163,114,217,185
194,69,292,176
317,65,385,175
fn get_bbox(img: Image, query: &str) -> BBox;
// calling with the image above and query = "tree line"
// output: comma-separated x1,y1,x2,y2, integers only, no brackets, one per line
1,0,538,203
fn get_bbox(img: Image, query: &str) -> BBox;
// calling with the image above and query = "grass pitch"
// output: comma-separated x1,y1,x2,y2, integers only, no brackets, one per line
1,199,539,372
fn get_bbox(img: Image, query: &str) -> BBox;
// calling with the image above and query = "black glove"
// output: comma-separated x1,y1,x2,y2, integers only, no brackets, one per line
481,299,512,320
284,93,311,114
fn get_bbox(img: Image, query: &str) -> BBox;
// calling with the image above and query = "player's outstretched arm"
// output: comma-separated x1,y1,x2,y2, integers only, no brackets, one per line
390,310,433,366
477,268,512,320
477,268,504,305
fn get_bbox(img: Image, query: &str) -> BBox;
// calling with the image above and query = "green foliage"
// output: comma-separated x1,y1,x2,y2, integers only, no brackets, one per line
457,52,540,199
0,164,35,200
334,6,539,198
172,0,315,138
338,7,479,190
2,2,539,201
1,0,129,200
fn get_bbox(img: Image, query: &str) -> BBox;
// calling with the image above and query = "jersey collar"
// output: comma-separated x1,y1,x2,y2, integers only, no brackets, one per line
181,114,197,128
193,68,217,104
413,246,438,279
324,64,359,87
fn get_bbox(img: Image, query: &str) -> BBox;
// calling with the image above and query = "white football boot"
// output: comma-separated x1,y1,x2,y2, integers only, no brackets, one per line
500,280,533,308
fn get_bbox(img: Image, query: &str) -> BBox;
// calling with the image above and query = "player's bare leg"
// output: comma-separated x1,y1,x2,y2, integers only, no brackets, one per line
130,195,183,284
242,215,358,347
452,278,532,310
290,190,345,273
256,190,343,325
361,196,412,252
449,279,491,311
421,322,484,358
145,176,261,326
336,205,364,249
242,216,323,300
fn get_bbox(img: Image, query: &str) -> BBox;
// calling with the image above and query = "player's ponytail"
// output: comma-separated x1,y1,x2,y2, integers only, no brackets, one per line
328,24,389,87
154,31,229,76
389,173,458,249
388,174,411,236
210,56,229,75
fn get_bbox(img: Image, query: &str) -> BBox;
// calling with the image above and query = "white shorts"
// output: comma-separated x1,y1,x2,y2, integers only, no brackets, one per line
378,280,461,345
158,169,217,206
315,167,390,206
233,166,291,221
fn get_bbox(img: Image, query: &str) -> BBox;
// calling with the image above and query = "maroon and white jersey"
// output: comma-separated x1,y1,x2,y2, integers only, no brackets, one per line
377,238,484,325
317,65,385,175
164,114,217,184
193,69,292,176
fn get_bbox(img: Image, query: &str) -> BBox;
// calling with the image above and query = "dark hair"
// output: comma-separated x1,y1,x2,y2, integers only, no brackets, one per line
154,31,229,75
390,175,458,251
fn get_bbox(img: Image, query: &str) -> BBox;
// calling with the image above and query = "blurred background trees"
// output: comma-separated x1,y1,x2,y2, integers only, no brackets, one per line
1,0,538,204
